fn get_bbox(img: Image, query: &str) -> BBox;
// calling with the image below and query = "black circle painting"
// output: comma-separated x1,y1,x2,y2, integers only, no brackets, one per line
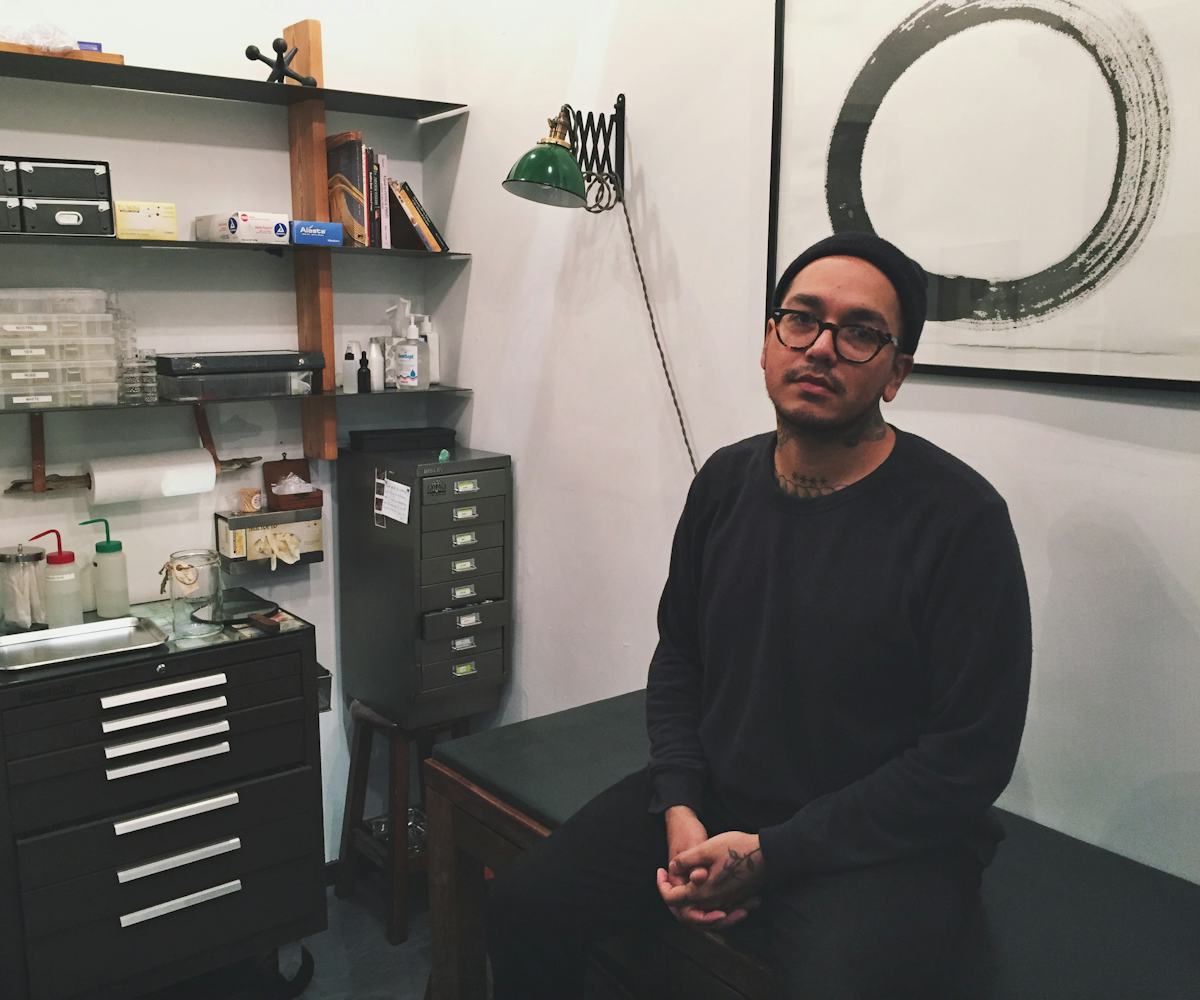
827,0,1172,326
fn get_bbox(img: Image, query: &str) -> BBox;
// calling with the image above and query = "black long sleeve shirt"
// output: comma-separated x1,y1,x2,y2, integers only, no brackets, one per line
646,429,1032,881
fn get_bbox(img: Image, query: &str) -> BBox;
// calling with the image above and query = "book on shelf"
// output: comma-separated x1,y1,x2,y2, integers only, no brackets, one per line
388,179,448,253
368,148,382,248
378,153,392,249
326,131,368,247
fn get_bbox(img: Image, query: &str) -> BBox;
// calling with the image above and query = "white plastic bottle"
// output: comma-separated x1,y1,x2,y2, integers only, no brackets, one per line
29,529,83,628
81,517,130,618
341,347,358,394
368,340,386,392
416,314,441,384
397,315,429,389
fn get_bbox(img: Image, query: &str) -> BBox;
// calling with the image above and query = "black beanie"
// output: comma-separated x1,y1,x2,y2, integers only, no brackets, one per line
772,232,928,355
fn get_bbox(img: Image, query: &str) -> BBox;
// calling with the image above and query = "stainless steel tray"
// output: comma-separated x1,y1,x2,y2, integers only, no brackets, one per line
0,617,169,672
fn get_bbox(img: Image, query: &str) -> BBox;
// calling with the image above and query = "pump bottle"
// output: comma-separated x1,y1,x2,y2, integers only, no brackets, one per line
397,314,429,389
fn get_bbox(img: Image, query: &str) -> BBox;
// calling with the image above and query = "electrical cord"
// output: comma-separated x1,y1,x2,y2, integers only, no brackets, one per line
614,185,699,476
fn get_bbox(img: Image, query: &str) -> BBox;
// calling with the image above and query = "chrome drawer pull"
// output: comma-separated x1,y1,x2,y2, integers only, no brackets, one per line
452,505,478,521
114,791,239,836
102,696,228,734
451,558,477,574
456,612,481,629
119,879,241,928
452,636,477,652
451,531,477,547
453,478,480,494
106,741,229,781
101,673,227,711
452,661,478,677
105,719,230,760
117,837,241,884
451,584,477,600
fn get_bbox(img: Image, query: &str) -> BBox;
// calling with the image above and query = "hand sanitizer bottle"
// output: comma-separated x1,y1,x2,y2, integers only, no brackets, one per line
397,314,429,389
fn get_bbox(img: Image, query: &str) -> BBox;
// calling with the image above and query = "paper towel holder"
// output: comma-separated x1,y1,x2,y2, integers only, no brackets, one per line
6,405,263,495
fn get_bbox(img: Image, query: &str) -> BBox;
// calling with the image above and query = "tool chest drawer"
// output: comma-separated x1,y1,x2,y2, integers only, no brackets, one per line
16,765,316,891
421,494,506,532
422,600,510,640
7,714,307,836
419,626,504,664
23,854,324,1000
420,546,504,587
422,521,505,558
419,572,504,612
421,467,508,505
2,650,300,741
21,809,321,939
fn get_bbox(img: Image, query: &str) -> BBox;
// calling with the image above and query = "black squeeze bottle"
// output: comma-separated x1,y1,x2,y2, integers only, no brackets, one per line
357,351,372,393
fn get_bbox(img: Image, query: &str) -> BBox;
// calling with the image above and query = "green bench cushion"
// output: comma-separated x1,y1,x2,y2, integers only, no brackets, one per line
434,689,1200,999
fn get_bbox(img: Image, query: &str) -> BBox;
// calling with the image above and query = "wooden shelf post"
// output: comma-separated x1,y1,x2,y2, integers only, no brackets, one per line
284,19,338,461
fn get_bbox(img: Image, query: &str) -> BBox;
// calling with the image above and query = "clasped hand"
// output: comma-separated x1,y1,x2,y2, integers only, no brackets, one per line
657,807,765,929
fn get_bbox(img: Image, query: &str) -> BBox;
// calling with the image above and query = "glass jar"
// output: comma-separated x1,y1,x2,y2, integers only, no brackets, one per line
165,548,222,638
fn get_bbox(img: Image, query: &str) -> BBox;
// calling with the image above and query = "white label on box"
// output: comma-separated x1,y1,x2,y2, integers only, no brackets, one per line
10,348,47,357
2,324,48,333
12,371,49,380
14,395,51,404
379,480,411,524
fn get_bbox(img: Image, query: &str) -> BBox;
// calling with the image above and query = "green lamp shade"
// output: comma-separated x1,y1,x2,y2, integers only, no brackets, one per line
503,142,586,209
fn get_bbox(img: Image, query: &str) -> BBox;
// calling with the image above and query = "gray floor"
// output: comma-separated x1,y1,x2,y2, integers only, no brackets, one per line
143,874,434,1000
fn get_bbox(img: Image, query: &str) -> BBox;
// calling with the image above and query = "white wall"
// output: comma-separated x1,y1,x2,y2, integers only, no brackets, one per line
2,2,1197,885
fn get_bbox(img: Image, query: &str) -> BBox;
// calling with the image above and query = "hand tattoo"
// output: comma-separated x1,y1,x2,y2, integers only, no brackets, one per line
710,846,762,891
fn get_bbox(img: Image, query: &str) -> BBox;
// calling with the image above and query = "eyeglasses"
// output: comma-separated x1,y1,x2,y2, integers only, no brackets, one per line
769,308,900,364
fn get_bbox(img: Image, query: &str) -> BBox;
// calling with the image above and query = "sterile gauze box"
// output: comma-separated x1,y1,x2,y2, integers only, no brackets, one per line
290,220,344,245
195,211,290,244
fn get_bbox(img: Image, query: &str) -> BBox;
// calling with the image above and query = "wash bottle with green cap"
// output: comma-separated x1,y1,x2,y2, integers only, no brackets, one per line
80,517,130,618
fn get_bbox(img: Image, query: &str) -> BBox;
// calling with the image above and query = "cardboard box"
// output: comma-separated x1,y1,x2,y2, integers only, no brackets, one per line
195,211,289,244
115,201,177,240
291,220,343,246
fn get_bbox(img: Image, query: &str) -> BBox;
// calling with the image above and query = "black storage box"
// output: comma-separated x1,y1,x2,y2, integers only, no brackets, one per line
1,197,19,233
349,427,457,452
20,197,114,237
0,160,16,198
17,158,111,199
156,350,326,375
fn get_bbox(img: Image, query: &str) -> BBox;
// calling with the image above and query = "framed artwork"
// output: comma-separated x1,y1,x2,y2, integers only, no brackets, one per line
768,0,1194,390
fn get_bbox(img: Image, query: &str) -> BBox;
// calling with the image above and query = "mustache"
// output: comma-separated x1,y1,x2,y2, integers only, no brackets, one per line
783,368,843,393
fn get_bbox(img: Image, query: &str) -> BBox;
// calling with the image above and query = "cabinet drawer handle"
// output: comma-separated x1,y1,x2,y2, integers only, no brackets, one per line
106,741,229,781
452,661,478,678
451,531,477,547
452,505,478,521
119,879,241,928
114,791,239,836
453,478,480,494
451,636,477,652
102,696,228,734
101,673,227,710
105,719,230,760
117,837,241,884
451,558,477,574
456,612,481,629
451,584,477,600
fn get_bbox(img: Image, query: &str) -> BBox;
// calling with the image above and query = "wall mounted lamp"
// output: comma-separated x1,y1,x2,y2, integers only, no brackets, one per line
503,95,626,213
502,95,698,473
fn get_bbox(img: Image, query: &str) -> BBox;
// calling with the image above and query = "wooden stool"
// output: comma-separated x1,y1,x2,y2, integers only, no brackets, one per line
335,699,469,944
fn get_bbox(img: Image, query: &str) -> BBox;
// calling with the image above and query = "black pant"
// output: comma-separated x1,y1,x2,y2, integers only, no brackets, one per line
487,769,983,1000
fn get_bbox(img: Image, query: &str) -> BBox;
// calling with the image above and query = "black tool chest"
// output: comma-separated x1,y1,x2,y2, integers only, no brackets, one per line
0,625,326,999
337,447,512,729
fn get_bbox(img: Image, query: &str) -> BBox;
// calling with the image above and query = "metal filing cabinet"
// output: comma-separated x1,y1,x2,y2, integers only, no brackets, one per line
337,447,512,729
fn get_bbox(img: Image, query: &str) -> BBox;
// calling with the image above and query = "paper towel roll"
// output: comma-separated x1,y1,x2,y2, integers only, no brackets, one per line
88,449,218,505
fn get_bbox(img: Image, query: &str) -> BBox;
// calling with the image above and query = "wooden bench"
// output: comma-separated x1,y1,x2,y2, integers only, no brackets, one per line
424,690,1200,999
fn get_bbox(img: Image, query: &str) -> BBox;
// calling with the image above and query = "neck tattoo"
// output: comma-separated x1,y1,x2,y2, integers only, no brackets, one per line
776,470,842,499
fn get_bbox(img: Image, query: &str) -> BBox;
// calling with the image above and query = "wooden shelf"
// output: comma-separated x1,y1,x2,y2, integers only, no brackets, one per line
0,50,467,121
0,386,472,418
0,234,470,260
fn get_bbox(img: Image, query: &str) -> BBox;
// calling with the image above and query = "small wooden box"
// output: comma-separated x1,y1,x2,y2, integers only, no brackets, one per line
263,457,324,512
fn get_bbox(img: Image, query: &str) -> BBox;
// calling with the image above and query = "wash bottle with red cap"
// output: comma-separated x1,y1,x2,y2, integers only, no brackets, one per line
28,529,83,628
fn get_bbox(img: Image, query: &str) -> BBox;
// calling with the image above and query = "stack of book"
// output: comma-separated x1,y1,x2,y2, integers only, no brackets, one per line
326,132,449,252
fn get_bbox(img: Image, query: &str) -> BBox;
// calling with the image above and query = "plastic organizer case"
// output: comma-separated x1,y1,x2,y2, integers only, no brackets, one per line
157,370,313,401
0,336,116,363
0,358,119,388
0,288,107,314
0,382,118,410
0,314,114,339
